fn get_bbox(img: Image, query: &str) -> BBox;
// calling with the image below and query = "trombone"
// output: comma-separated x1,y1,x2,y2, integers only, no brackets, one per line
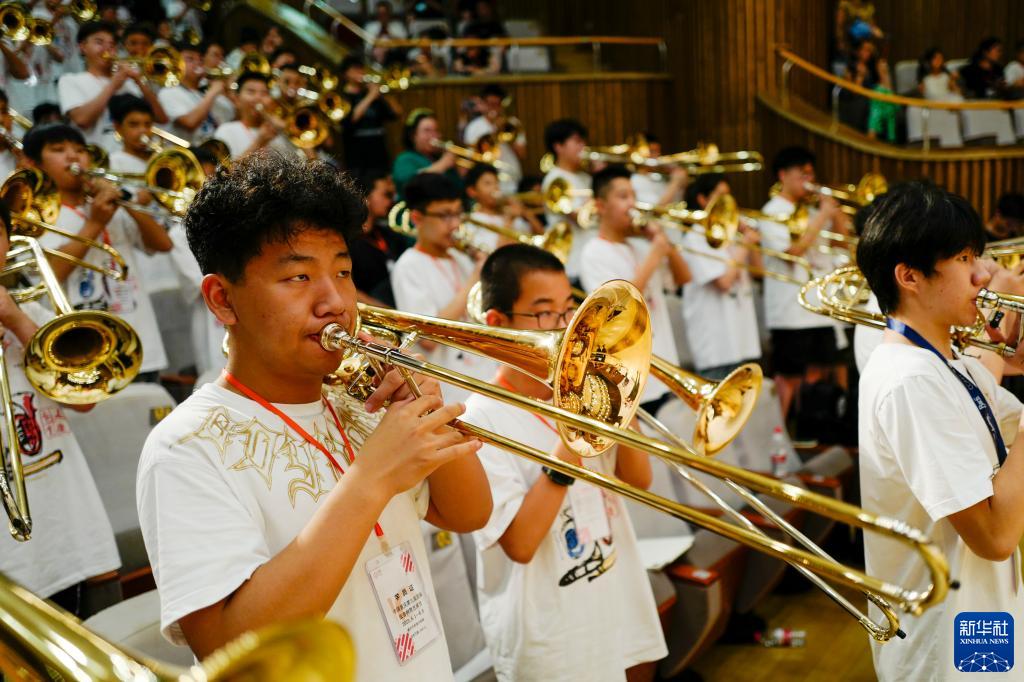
1,168,128,281
539,140,763,175
319,283,951,634
800,265,1024,358
432,138,512,172
772,172,888,217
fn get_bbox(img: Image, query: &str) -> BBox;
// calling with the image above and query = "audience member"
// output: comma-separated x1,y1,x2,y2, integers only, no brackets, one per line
960,37,1006,99
917,47,962,101
986,192,1024,242
1003,40,1024,98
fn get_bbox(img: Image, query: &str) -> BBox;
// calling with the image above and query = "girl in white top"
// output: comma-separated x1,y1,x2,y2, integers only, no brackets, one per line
541,119,593,280
0,209,120,608
465,244,666,680
917,47,964,102
25,123,172,376
137,152,491,678
390,173,496,403
579,166,690,408
857,182,1024,681
58,22,167,152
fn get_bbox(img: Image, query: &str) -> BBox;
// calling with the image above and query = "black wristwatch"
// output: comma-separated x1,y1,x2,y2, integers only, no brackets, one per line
542,466,575,487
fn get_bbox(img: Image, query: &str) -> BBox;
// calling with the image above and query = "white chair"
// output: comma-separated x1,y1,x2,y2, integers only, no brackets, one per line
420,522,495,682
961,108,1016,145
84,590,195,667
893,59,919,95
1015,109,1024,140
906,107,964,147
947,58,969,75
68,383,177,573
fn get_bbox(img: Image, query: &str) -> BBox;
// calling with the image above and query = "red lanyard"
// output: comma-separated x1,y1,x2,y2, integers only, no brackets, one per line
415,245,461,296
222,371,384,537
494,374,559,435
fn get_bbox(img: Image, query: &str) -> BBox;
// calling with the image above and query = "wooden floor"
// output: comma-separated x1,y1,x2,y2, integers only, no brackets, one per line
689,584,877,682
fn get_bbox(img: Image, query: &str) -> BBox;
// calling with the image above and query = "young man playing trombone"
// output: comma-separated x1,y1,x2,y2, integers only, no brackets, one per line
23,123,171,381
858,181,1024,680
137,152,491,680
465,243,666,682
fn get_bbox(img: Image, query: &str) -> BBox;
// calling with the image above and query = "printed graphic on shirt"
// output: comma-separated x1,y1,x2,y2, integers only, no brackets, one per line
180,407,345,507
5,391,70,478
556,489,619,586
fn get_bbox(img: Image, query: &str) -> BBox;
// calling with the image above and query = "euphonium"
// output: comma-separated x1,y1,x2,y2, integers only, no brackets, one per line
0,570,355,679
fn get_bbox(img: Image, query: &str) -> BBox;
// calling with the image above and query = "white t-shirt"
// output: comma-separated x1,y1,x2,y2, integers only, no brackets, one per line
860,343,1024,682
108,150,181,296
158,85,233,145
1005,60,1024,87
853,292,882,373
0,149,17,185
463,116,523,195
464,392,667,681
58,71,143,149
631,173,680,207
759,195,844,331
164,221,224,376
137,383,453,680
390,247,496,404
541,167,592,280
922,72,964,102
680,230,761,370
467,210,530,254
0,301,121,597
213,120,294,160
580,236,679,403
44,202,169,373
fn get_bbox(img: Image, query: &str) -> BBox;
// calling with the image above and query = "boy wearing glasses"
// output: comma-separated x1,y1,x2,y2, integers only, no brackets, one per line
464,243,666,682
390,172,494,402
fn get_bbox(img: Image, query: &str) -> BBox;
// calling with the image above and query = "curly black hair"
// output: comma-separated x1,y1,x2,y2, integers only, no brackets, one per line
184,151,367,282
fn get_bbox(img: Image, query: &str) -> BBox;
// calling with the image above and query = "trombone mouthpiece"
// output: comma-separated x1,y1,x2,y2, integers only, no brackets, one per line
320,323,349,351
67,162,83,176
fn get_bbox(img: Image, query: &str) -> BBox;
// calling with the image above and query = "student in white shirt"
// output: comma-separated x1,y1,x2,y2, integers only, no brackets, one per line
463,84,524,195
390,172,495,403
857,181,1024,681
465,162,541,253
23,123,172,379
579,165,690,415
680,173,762,379
541,118,595,281
628,133,689,208
157,41,231,145
58,21,168,151
466,243,667,681
760,145,851,420
137,152,491,679
213,71,295,160
0,200,121,618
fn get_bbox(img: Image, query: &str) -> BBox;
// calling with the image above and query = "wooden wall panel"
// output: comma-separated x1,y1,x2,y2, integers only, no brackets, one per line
385,76,672,178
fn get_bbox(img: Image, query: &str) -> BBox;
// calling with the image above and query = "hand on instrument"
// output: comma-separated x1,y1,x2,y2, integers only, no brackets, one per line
644,221,672,256
0,286,20,327
358,393,481,498
553,439,582,467
364,362,444,414
819,195,841,219
668,166,689,188
437,150,457,171
112,65,133,87
256,118,279,144
88,181,119,225
135,188,154,206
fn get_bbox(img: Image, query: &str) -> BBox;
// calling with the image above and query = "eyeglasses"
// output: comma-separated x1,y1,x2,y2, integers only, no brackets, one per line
507,306,578,329
423,211,463,223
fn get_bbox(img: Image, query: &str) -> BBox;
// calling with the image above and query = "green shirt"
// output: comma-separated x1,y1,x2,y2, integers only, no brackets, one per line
392,150,463,200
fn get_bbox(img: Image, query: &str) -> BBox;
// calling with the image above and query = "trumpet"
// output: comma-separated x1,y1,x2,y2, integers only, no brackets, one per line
1,168,128,281
800,265,1024,358
321,285,951,635
69,147,205,217
740,204,859,257
298,63,340,92
208,52,272,82
106,45,183,88
0,571,355,679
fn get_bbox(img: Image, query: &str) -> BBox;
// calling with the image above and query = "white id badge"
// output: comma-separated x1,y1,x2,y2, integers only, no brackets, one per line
365,541,440,665
569,482,611,544
107,272,140,314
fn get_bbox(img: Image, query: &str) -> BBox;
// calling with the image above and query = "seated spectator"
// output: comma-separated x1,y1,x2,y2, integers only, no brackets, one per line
960,37,1006,99
842,39,895,140
409,26,449,78
835,0,884,59
350,171,407,307
1003,40,1024,99
31,101,63,125
365,1,408,65
225,26,259,70
453,1,507,76
392,107,461,199
916,47,963,102
986,192,1024,241
338,55,400,186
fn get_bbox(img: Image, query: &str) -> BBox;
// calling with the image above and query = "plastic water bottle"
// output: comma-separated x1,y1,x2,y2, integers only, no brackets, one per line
756,627,806,648
770,426,789,477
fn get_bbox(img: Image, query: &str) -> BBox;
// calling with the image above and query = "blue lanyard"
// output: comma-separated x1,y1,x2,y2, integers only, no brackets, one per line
886,318,1007,465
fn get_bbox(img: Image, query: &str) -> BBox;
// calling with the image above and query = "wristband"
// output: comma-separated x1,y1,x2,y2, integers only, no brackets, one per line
542,466,575,487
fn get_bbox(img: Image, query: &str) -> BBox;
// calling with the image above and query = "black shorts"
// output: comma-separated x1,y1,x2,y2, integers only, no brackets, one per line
769,327,839,376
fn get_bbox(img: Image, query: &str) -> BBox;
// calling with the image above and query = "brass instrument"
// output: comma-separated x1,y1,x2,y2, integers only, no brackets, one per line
1,168,128,281
85,143,109,170
539,140,763,175
68,0,97,22
800,265,1024,358
320,287,951,633
771,172,888,217
186,0,212,10
740,204,859,255
0,3,52,45
256,101,330,150
364,65,411,94
463,215,573,264
0,571,355,680
294,86,351,124
107,45,184,88
298,63,340,92
984,236,1024,270
432,138,512,172
68,146,205,217
542,176,592,215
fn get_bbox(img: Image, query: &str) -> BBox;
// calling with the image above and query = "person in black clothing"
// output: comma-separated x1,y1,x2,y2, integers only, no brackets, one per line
338,56,401,188
960,37,1006,99
350,171,408,307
